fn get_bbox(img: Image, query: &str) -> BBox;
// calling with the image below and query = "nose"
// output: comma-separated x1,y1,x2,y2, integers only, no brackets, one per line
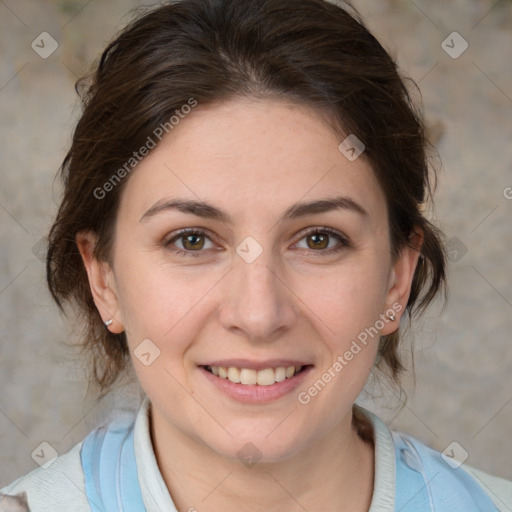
219,252,299,344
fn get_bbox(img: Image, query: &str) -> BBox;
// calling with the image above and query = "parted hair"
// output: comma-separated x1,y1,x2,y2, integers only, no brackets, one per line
46,0,447,424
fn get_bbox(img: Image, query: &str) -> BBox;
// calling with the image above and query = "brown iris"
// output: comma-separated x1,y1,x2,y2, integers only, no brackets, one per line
182,233,205,250
307,232,329,250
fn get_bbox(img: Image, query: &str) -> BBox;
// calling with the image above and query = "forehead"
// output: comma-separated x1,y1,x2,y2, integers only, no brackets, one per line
118,97,385,225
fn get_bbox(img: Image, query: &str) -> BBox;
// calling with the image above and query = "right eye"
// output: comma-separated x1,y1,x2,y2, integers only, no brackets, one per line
164,228,219,258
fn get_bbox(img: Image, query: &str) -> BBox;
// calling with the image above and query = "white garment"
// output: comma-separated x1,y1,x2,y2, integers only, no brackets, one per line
1,398,511,511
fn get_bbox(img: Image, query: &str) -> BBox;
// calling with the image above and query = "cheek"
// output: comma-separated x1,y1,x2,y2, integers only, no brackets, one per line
297,263,387,410
114,264,200,397
299,255,390,340
113,253,219,353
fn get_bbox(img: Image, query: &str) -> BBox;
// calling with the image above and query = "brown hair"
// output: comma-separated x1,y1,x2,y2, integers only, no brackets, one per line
47,0,447,408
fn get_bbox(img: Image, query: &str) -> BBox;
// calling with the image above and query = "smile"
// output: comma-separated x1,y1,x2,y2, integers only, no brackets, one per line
199,362,313,403
204,365,304,386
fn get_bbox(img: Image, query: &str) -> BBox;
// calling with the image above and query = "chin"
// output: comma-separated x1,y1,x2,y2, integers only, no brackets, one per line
199,422,308,466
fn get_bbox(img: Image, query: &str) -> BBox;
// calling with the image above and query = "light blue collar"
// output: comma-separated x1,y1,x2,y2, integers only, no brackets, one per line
81,416,146,511
393,430,499,511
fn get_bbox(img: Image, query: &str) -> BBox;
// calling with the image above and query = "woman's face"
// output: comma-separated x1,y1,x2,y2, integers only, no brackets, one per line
80,97,419,462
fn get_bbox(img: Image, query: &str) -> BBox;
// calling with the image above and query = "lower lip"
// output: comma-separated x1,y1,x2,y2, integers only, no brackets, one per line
199,366,313,403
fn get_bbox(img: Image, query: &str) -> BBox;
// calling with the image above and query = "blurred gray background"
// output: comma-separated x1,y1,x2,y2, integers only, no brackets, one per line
1,0,511,487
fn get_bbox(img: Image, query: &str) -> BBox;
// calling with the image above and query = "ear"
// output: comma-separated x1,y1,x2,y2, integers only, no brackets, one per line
76,230,124,334
380,227,423,335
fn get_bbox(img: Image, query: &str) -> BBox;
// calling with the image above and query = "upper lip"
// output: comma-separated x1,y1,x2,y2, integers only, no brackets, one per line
200,359,312,371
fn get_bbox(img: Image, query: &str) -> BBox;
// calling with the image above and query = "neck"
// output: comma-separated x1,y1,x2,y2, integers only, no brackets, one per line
150,406,375,512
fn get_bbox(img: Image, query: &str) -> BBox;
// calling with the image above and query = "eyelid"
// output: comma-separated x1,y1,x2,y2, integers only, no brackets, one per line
165,227,216,242
296,225,348,241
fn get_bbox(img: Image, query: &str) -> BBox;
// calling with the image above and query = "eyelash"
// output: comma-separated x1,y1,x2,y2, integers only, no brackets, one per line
165,227,350,258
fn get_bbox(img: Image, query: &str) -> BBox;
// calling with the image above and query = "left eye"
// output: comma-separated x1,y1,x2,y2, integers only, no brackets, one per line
294,228,348,253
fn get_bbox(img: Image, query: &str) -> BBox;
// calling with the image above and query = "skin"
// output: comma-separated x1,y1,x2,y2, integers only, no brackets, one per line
77,97,422,512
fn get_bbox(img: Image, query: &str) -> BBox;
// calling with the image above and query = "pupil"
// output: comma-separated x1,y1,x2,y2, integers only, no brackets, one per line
185,234,202,249
310,233,328,249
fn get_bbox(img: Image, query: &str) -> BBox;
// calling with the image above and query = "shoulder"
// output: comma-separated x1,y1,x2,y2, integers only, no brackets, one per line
0,400,146,512
356,405,511,511
394,430,512,511
0,441,89,512
460,462,512,512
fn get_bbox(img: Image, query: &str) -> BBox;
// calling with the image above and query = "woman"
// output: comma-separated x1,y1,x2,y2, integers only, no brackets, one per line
1,0,511,510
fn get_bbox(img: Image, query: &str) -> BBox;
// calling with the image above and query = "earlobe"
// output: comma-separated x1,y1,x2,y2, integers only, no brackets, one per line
381,228,424,335
75,231,124,333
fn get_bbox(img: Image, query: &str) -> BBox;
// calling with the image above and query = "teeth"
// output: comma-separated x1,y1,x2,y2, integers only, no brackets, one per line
257,368,275,386
274,367,286,382
240,368,257,385
208,365,303,385
227,367,241,383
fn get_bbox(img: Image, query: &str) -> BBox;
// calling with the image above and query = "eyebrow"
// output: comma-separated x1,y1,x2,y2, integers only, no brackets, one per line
139,195,369,224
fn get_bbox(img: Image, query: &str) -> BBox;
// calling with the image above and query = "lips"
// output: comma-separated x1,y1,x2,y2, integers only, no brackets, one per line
199,361,313,403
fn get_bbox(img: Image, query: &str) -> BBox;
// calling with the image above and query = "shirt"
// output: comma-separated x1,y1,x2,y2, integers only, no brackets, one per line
1,397,511,511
